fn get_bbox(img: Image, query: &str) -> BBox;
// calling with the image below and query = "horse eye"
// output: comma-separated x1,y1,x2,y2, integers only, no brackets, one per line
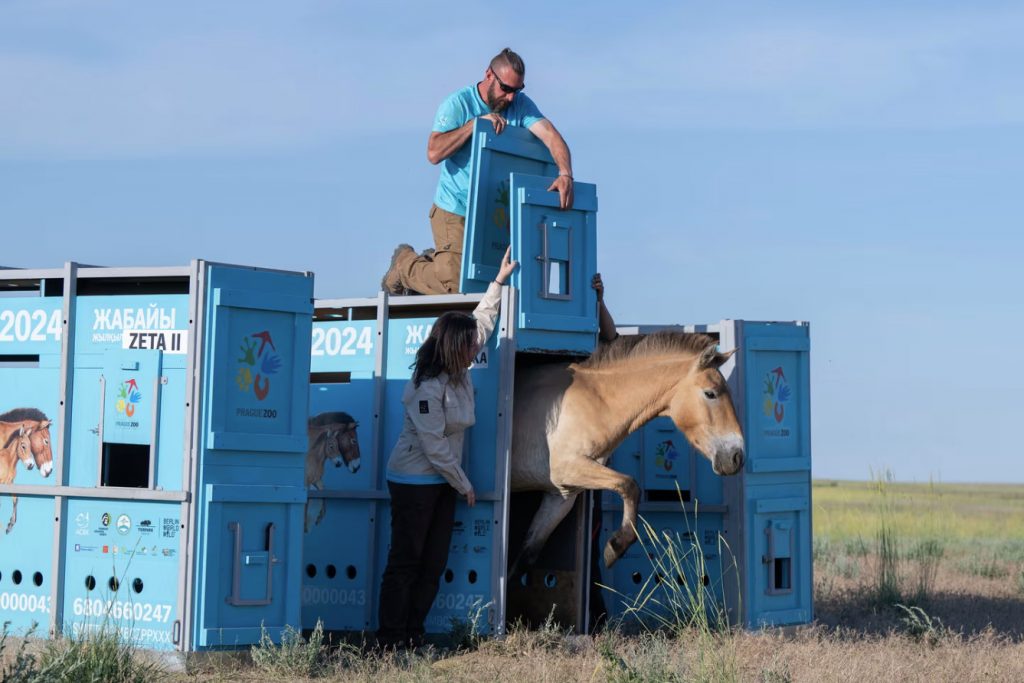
703,390,717,400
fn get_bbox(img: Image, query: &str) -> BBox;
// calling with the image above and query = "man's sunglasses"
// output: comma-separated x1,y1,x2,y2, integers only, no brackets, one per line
491,69,525,94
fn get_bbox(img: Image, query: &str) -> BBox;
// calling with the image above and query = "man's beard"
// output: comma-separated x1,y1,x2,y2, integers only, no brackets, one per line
486,82,509,112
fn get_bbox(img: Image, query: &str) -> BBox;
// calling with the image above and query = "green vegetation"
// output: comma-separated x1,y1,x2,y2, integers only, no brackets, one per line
447,597,494,650
614,513,732,636
873,471,903,604
813,479,1024,546
250,620,333,678
1,621,167,683
815,477,1024,602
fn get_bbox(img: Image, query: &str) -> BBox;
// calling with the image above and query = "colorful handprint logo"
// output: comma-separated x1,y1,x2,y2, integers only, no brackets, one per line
762,366,791,424
492,179,510,230
116,379,142,417
236,330,282,401
654,439,679,472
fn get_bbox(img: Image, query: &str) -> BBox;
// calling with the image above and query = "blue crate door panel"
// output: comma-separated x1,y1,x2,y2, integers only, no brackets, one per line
461,121,558,292
62,500,182,650
0,496,55,634
745,491,812,626
735,321,813,627
304,316,378,633
205,286,312,454
301,499,373,630
102,350,161,447
510,173,598,354
0,315,61,636
197,486,305,647
194,265,312,648
741,325,811,474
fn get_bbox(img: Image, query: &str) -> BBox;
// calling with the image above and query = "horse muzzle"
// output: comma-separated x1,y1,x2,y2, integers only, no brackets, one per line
711,435,745,476
347,457,361,474
40,462,53,478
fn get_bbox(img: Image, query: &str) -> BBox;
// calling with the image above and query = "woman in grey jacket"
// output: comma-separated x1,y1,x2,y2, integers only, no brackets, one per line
377,248,517,649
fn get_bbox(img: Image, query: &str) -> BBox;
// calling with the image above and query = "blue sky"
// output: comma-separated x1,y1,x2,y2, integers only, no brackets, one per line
1,1,1021,483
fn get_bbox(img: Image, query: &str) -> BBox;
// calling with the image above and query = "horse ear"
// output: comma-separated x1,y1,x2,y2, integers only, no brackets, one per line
713,349,736,368
698,343,719,369
39,420,51,430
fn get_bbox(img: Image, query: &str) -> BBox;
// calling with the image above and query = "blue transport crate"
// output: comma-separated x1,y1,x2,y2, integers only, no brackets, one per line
462,120,599,355
302,294,504,634
307,121,812,637
0,261,313,653
596,320,813,629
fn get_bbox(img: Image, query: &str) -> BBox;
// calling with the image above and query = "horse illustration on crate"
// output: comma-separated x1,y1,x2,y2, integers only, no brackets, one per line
304,411,360,532
0,408,55,535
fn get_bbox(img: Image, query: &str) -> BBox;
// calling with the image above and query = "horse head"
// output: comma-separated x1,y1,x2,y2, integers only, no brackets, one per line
24,420,54,478
309,424,342,462
333,421,361,473
308,412,361,474
4,423,34,471
666,342,745,476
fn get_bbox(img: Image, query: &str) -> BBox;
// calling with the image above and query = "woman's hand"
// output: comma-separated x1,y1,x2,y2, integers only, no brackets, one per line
591,273,605,302
465,487,476,507
495,246,518,285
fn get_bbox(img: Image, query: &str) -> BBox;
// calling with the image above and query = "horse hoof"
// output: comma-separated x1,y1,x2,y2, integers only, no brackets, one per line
603,543,621,568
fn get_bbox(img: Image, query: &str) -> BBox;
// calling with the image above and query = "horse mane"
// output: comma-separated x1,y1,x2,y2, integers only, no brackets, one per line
308,411,356,427
0,408,49,422
580,331,716,370
3,429,23,449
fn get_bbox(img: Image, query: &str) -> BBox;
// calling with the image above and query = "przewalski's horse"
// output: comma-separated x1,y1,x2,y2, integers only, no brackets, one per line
509,332,744,575
0,408,55,535
304,411,360,531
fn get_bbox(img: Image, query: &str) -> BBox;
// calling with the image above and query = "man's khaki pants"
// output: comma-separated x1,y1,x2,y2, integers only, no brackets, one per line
399,204,466,295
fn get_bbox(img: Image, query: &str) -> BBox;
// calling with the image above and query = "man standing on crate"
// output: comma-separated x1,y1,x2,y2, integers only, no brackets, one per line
381,47,575,295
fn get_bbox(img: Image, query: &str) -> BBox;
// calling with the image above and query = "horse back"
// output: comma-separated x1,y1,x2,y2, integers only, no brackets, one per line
509,361,577,491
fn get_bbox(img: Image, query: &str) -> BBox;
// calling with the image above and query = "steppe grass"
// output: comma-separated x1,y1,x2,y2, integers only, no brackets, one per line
251,620,333,678
814,477,1024,603
813,478,1024,546
614,512,733,636
873,471,903,604
1,620,167,683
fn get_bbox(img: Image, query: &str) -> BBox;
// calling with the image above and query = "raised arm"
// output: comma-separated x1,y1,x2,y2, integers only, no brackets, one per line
428,114,509,165
592,273,619,343
472,247,518,348
529,118,574,209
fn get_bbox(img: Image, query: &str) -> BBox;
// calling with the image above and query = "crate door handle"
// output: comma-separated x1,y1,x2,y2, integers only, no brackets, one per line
536,220,572,301
226,521,278,606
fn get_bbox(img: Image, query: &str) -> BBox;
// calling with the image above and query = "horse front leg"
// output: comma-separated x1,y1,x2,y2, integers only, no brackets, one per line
552,457,639,568
304,483,325,533
509,492,578,580
5,495,17,535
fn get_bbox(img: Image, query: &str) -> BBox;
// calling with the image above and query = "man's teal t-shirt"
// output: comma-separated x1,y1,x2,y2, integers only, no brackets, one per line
432,84,544,216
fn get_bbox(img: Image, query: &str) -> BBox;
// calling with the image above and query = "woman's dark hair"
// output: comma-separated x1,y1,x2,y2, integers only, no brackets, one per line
412,312,478,387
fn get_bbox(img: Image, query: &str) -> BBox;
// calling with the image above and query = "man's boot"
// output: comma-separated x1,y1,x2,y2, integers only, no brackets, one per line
381,244,415,295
